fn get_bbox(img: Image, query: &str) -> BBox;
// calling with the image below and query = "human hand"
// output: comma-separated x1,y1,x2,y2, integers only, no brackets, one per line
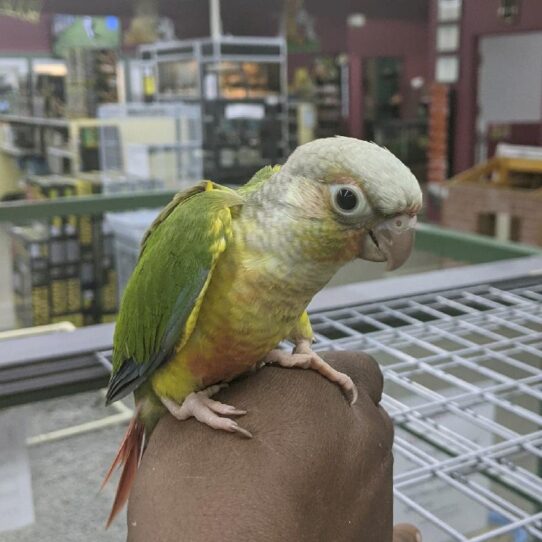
127,351,421,542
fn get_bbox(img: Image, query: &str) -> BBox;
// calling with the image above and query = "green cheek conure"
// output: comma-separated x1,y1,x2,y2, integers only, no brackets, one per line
102,136,422,525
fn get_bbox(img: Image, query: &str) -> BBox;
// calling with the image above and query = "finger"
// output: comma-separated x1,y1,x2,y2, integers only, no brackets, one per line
393,523,422,542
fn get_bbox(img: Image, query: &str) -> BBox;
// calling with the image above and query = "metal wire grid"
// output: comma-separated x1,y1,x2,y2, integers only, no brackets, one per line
310,277,542,541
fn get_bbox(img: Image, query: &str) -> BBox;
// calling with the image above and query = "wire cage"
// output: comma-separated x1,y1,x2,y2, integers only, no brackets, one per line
310,276,542,541
97,102,203,189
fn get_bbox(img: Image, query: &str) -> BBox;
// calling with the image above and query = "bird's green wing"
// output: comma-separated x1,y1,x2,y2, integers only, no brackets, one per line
237,164,281,196
106,182,243,404
139,181,218,255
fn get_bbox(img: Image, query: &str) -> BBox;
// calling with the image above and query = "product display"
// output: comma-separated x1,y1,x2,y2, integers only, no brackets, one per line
313,56,346,139
139,36,287,184
288,56,347,151
10,172,164,328
66,48,118,118
33,73,66,118
98,101,204,187
1,4,541,542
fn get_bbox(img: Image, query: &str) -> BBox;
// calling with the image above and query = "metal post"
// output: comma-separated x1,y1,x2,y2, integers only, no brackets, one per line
210,0,222,39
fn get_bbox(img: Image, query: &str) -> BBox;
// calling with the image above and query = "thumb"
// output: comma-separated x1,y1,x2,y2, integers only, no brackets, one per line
392,523,422,542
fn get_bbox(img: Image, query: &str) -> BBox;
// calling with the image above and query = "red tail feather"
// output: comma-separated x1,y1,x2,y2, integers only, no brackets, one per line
102,412,145,528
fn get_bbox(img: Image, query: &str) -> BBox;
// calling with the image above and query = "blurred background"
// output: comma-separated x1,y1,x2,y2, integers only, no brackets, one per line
0,0,541,332
0,1,541,541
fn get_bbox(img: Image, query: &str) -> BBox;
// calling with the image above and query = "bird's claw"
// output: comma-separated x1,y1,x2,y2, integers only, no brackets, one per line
161,386,252,439
336,372,358,405
229,422,253,439
265,347,358,405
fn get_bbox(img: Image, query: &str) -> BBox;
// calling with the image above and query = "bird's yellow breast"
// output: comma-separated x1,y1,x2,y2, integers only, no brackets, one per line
149,202,348,403
150,237,310,402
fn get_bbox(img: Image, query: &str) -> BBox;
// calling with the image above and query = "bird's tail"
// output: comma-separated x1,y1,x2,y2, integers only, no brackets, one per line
101,409,145,528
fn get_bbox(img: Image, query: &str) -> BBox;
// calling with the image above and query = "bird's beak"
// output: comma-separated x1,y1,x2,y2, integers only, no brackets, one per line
360,214,417,271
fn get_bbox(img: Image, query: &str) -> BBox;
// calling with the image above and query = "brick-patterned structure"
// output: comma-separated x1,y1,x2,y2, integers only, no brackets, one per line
427,83,449,184
442,158,542,247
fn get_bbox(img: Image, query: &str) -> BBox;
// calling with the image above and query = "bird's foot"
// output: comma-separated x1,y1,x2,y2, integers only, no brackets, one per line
264,343,358,405
161,384,252,438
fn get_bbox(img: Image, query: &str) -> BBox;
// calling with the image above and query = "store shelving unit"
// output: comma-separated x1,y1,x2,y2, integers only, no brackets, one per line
0,114,69,128
0,103,203,329
98,102,203,187
313,56,347,139
0,108,201,186
287,54,348,151
287,99,317,152
0,113,73,182
139,35,288,184
0,141,37,158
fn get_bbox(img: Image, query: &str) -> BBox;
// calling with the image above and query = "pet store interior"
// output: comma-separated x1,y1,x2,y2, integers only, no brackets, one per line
0,1,541,541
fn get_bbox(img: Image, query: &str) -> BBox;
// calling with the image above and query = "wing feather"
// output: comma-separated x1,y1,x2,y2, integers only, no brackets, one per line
106,183,242,404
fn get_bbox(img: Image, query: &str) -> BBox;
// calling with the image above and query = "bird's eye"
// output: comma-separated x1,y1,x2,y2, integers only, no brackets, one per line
330,185,368,218
336,188,357,211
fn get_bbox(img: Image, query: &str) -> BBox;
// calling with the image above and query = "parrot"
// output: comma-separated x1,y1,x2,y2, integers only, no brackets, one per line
102,136,422,526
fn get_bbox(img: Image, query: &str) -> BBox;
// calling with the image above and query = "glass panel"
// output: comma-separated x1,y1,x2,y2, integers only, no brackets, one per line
157,59,199,98
205,61,281,99
436,24,460,52
437,0,462,22
436,56,459,83
0,58,30,115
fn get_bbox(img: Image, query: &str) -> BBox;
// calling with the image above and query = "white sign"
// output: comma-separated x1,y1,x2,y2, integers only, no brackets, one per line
204,73,218,100
225,103,265,120
125,143,151,178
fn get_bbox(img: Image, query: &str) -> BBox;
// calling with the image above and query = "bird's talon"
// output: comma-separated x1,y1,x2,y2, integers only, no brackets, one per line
161,387,251,437
232,423,253,439
224,407,247,416
348,385,358,405
336,374,357,405
204,398,246,417
267,347,358,406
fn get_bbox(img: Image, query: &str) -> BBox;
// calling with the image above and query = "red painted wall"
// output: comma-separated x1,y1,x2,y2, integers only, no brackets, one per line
0,15,51,52
347,19,430,138
288,13,348,81
454,0,542,173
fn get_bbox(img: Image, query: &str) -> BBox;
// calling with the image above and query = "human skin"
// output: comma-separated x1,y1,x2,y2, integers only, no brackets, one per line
127,351,421,542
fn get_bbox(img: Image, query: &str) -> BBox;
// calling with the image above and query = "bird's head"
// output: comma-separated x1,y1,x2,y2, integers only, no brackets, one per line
280,136,423,270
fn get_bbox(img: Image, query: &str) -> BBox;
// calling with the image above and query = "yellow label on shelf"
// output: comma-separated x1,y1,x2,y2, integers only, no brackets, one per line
143,75,156,96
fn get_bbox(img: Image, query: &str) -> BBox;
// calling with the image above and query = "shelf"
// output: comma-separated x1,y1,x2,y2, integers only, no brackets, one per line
47,146,74,159
0,143,38,157
0,114,69,129
316,100,341,107
0,190,179,223
318,114,342,121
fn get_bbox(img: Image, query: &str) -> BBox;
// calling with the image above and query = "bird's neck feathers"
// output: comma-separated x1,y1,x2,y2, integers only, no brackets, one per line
235,173,359,295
